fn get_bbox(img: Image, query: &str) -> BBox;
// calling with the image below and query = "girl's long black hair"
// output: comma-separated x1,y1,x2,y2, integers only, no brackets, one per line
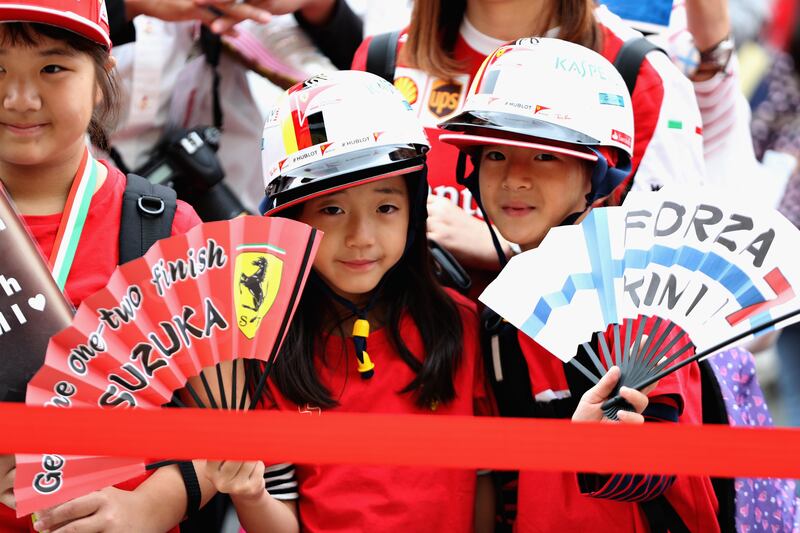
259,172,469,409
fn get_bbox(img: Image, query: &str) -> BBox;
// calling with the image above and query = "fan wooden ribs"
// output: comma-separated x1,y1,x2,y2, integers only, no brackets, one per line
565,317,696,419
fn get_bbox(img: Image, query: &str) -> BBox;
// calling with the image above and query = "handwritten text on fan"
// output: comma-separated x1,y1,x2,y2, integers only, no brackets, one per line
50,240,231,409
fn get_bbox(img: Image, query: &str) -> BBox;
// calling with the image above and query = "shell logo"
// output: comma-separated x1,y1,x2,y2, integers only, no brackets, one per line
394,77,418,105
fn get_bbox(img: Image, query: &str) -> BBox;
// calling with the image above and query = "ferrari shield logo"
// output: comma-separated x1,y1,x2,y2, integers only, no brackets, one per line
234,249,284,339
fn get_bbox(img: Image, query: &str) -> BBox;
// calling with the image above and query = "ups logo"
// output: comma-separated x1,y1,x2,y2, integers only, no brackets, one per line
428,79,463,118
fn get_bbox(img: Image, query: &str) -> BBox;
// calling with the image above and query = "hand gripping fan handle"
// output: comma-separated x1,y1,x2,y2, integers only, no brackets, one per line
601,395,635,419
600,307,800,414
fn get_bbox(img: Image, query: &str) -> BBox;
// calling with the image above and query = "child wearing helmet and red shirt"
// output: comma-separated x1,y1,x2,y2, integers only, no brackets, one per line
353,0,705,287
439,38,720,532
0,1,201,531
198,70,654,533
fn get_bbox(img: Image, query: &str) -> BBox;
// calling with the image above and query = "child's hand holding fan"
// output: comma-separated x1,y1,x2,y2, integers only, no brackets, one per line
481,187,800,418
14,216,321,516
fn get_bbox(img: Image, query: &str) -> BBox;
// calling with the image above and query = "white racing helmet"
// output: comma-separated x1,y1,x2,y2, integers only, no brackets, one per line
261,70,430,215
439,37,634,201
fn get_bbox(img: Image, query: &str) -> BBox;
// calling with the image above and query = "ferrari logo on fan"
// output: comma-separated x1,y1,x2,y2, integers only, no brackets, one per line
234,249,284,338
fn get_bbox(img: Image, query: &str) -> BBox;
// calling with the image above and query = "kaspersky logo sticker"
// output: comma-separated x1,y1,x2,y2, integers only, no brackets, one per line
428,79,463,118
611,129,632,148
234,247,285,339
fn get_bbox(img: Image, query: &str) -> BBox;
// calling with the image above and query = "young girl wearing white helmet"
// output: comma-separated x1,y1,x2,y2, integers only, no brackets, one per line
439,37,720,532
203,69,493,533
0,1,202,532
202,69,643,533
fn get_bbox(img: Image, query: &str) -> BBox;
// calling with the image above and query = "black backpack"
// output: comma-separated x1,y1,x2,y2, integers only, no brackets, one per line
118,173,177,264
119,175,216,529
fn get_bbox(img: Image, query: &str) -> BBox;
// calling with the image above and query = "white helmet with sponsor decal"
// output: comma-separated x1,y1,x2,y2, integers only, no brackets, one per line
261,70,430,215
439,37,634,202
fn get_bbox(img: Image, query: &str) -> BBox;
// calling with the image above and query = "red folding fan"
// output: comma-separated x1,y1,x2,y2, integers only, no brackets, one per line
14,215,321,516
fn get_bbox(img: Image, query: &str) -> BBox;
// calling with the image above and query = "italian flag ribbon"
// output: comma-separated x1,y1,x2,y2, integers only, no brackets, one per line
48,147,99,291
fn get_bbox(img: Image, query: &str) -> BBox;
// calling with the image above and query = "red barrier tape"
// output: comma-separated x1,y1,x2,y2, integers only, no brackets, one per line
3,403,800,478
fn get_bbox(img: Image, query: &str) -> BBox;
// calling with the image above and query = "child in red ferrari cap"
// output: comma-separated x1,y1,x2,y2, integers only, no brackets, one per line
0,2,201,531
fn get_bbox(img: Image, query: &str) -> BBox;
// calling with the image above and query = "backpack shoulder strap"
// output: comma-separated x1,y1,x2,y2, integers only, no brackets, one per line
365,31,401,83
119,174,177,265
613,37,666,95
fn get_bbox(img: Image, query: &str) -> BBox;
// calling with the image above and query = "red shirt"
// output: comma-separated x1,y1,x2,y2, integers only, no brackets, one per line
514,317,719,533
263,290,490,533
0,162,200,532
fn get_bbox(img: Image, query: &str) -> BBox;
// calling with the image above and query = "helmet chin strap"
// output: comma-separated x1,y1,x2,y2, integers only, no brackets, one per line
310,272,385,379
456,152,510,268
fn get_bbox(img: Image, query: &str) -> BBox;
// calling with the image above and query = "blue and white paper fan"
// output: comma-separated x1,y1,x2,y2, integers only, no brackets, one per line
480,187,800,416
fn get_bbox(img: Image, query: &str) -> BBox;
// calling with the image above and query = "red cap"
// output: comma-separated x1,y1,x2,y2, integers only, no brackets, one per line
0,0,111,49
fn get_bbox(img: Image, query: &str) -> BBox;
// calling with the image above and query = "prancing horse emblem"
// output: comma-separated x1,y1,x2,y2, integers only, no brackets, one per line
234,251,283,339
239,257,268,320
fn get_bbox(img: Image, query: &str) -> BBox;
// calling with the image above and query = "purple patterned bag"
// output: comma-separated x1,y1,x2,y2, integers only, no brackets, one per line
707,347,800,532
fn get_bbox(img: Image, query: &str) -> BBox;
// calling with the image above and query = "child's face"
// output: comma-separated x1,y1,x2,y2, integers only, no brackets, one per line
479,144,591,250
298,175,410,305
0,33,100,169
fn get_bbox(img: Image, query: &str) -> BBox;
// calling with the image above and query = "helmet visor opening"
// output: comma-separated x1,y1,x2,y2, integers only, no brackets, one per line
267,147,426,213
